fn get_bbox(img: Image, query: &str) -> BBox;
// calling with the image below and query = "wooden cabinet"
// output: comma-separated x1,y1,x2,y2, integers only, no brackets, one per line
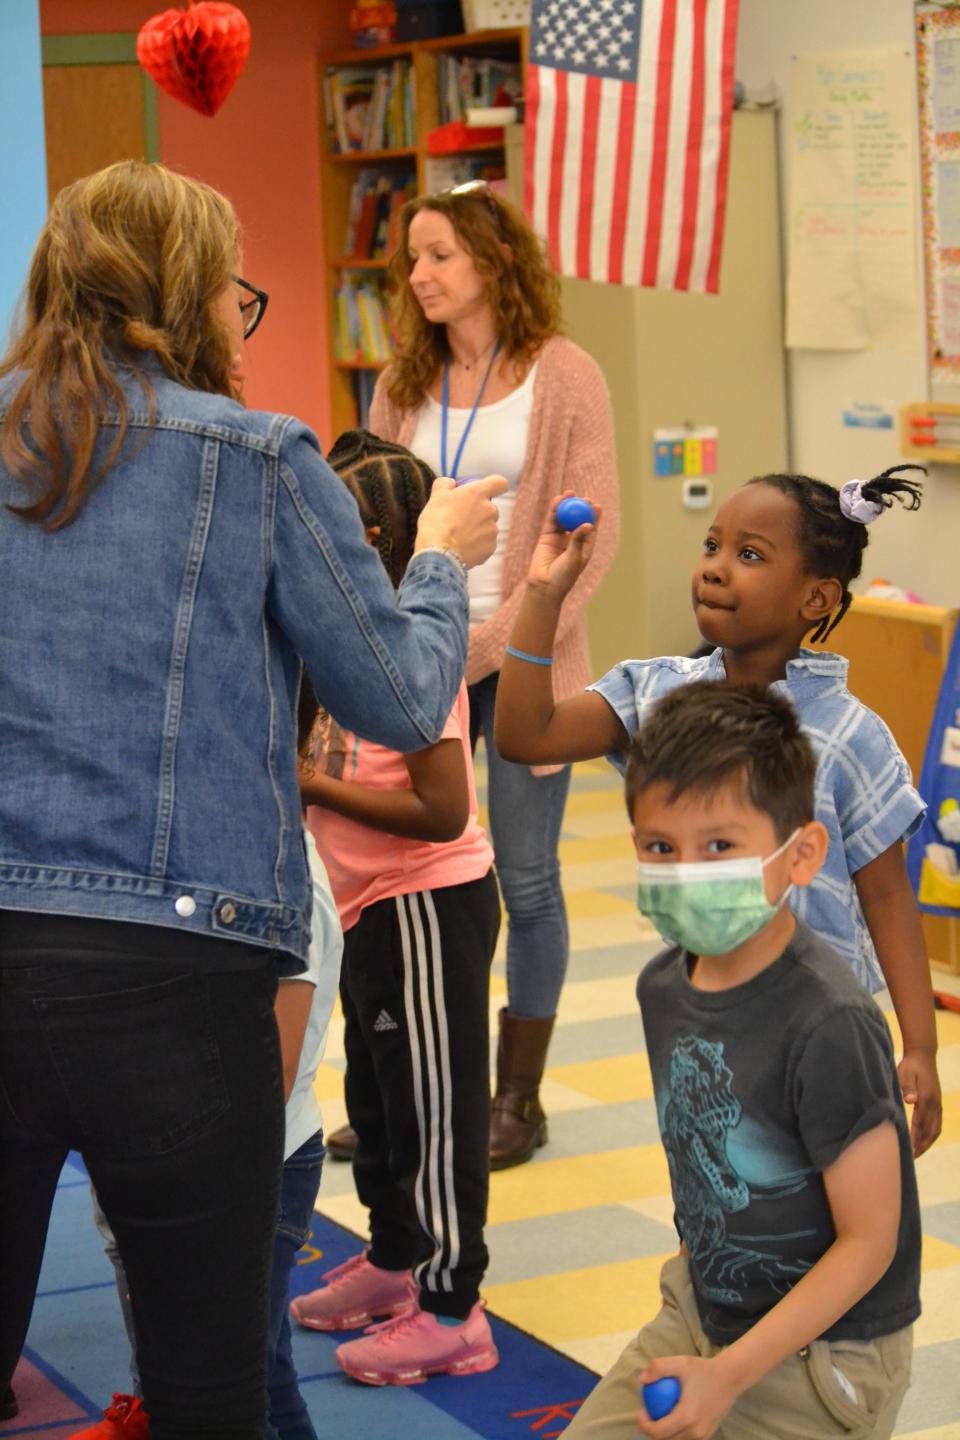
830,597,960,978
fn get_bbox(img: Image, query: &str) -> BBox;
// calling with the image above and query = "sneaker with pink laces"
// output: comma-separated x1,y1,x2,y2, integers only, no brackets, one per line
335,1300,499,1386
66,1395,150,1440
290,1250,415,1331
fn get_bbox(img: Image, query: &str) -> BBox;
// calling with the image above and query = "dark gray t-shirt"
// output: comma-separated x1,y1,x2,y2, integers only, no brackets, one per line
637,919,921,1345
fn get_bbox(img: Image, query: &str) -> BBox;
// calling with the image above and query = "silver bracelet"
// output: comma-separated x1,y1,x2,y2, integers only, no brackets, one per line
414,544,468,580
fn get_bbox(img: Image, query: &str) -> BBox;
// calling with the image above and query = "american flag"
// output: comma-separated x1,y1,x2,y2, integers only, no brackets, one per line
524,0,739,292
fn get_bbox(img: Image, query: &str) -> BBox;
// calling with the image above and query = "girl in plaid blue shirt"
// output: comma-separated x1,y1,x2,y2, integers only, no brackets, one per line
494,466,943,1157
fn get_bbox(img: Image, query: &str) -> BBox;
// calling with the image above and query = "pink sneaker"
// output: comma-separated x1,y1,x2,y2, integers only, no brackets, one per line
290,1251,415,1331
336,1300,499,1386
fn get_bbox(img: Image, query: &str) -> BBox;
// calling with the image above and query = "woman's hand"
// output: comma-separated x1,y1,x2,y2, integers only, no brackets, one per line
527,491,603,600
414,474,509,570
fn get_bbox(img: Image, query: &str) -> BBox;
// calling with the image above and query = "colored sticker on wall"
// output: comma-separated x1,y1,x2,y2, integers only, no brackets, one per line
653,427,719,478
654,441,673,476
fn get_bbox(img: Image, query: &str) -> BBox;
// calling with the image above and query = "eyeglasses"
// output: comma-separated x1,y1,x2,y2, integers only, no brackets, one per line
232,274,269,340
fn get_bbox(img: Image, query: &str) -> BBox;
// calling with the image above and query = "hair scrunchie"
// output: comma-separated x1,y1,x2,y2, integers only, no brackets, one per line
838,479,885,525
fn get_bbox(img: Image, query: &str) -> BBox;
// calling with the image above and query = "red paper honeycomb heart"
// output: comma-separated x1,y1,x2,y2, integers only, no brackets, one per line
137,2,251,118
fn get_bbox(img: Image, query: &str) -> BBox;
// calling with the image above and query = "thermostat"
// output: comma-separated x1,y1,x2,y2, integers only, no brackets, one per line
682,478,712,509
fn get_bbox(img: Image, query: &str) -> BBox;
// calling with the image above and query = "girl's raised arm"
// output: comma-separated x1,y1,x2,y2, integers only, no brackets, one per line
494,497,629,765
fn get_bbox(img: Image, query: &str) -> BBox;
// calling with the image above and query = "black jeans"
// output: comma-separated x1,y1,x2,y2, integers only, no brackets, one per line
0,913,285,1440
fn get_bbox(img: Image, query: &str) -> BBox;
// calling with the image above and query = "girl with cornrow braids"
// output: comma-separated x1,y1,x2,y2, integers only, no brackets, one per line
326,429,432,587
294,430,503,1386
495,463,943,1158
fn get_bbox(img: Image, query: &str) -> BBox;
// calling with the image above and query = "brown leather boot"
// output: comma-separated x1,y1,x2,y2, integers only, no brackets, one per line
489,1008,556,1170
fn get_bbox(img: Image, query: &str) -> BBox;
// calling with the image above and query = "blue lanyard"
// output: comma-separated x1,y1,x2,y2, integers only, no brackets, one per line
440,339,501,481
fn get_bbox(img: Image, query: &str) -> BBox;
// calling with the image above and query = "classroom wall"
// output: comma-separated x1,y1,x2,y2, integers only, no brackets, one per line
736,0,960,608
0,0,48,348
39,0,351,440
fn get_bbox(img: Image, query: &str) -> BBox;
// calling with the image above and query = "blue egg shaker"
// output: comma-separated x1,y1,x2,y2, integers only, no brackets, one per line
555,496,597,531
642,1376,681,1420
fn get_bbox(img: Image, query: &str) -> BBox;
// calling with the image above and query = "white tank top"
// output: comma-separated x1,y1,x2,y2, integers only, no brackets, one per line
409,364,537,625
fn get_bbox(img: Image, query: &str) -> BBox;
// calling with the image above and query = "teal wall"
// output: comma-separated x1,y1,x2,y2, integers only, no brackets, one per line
0,0,46,349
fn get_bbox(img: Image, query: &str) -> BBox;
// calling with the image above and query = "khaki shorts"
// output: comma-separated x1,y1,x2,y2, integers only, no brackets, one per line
565,1254,913,1440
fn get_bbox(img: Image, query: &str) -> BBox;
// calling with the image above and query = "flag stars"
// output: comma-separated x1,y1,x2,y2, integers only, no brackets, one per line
532,0,640,79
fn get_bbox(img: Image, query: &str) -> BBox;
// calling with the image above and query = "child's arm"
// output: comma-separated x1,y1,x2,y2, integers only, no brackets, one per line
275,979,315,1102
854,843,942,1157
300,738,468,843
493,496,630,765
637,1122,901,1439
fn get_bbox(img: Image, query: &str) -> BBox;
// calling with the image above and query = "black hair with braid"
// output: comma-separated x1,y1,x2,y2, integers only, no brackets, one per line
326,429,435,589
748,464,924,642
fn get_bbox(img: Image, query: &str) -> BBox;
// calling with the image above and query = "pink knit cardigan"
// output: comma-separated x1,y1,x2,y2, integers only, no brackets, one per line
369,333,620,706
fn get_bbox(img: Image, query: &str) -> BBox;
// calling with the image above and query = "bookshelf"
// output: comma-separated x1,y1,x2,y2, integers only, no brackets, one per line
319,27,527,437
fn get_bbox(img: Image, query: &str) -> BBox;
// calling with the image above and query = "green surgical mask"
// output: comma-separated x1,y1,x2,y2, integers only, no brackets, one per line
636,830,800,956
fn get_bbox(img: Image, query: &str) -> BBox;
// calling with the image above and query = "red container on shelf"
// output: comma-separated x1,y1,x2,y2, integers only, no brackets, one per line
350,2,396,45
426,118,506,155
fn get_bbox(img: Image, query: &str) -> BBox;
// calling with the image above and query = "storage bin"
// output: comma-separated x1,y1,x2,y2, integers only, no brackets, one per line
462,0,530,30
395,0,464,40
426,118,507,154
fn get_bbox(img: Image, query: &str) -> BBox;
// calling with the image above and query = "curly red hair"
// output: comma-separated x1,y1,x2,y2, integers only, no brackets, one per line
385,187,562,411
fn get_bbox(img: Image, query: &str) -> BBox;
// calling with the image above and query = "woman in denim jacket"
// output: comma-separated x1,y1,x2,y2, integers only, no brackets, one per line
0,161,504,1440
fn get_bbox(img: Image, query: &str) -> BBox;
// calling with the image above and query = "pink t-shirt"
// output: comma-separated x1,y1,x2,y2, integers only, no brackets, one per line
304,683,494,932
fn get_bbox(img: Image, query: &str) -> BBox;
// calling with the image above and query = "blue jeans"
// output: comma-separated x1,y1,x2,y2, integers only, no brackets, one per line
469,672,572,1018
93,1131,325,1440
266,1132,324,1440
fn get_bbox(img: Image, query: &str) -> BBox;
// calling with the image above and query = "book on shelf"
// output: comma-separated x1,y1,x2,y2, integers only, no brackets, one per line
350,369,379,430
423,154,507,194
334,275,394,365
343,169,417,260
324,59,415,154
325,67,376,153
437,55,522,126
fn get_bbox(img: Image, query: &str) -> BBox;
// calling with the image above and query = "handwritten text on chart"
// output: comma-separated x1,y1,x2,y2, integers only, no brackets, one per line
934,34,960,135
786,52,917,352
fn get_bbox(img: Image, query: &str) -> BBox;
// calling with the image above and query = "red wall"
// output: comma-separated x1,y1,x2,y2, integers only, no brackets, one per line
40,0,352,442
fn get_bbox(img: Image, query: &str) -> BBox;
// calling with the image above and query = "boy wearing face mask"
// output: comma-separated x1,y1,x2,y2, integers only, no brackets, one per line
566,682,920,1440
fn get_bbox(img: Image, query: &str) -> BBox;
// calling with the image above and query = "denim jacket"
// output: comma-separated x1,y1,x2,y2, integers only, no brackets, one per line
0,362,468,966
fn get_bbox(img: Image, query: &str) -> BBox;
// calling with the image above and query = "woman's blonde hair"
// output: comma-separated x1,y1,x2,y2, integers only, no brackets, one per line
0,160,240,529
385,187,562,411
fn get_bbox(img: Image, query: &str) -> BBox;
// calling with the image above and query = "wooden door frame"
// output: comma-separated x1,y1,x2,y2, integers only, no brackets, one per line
41,33,159,162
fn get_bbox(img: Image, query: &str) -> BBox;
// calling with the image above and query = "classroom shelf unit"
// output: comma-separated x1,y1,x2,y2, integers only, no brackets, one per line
318,27,527,437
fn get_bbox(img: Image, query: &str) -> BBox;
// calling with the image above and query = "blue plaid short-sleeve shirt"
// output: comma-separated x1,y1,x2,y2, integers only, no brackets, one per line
590,647,925,993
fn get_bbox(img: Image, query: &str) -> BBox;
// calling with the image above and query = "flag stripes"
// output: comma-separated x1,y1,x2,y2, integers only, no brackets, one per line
525,0,739,293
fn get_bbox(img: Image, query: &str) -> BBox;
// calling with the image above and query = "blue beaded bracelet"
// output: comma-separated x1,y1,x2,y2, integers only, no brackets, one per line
505,644,553,666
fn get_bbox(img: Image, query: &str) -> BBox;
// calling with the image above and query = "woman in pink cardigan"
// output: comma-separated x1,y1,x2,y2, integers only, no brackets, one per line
358,183,618,1168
